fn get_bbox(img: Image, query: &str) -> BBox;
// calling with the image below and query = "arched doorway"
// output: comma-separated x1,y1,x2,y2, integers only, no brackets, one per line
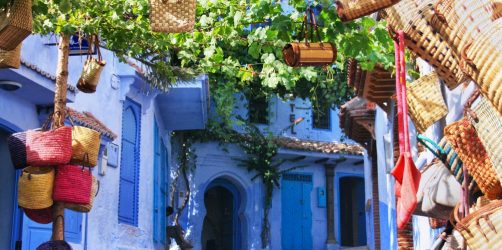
202,178,241,250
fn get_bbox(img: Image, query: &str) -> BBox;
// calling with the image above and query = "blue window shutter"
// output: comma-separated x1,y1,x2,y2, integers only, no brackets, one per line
64,209,82,243
119,98,141,226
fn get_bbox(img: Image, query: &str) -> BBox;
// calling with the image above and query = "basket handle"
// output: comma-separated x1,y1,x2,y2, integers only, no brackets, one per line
463,89,481,122
417,134,446,159
460,42,475,68
299,7,323,45
433,0,448,24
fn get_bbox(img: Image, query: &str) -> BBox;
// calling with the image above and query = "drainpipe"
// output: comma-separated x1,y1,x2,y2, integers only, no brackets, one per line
325,165,337,244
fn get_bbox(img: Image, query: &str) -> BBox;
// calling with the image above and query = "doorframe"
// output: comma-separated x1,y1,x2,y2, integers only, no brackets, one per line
335,172,365,247
0,121,24,250
204,178,241,250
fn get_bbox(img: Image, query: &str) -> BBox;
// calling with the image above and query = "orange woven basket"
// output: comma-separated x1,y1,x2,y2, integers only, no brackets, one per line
335,0,401,22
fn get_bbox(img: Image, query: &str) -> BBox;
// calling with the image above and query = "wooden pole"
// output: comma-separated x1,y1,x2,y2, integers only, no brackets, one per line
52,34,70,241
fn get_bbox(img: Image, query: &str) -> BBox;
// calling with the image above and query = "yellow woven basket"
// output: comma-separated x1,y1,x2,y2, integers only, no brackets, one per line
407,72,448,133
0,43,20,69
335,0,401,22
0,0,32,50
149,0,195,33
18,166,54,209
65,175,99,213
71,126,101,167
455,199,502,250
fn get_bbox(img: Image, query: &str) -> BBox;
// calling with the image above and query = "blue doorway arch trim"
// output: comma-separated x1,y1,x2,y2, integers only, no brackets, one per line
205,178,242,250
335,172,365,247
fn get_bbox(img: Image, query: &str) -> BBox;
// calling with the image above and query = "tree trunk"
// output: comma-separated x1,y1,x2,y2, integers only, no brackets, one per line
51,34,70,241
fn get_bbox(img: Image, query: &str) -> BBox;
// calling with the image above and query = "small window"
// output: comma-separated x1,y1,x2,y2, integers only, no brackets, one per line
312,107,331,130
248,95,269,124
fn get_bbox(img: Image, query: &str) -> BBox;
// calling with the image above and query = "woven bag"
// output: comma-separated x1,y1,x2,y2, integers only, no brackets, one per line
18,166,54,209
283,8,336,67
65,175,99,213
0,0,32,50
454,200,502,250
53,165,92,204
444,119,502,199
0,43,20,68
149,0,195,33
23,206,53,224
406,72,448,133
76,36,105,93
70,126,101,167
468,96,502,186
384,1,468,90
335,0,401,22
7,130,27,169
26,126,73,166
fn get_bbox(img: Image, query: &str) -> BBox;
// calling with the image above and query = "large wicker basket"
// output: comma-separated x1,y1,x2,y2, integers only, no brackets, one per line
335,0,401,22
0,43,20,68
149,0,195,33
406,72,448,133
18,166,55,209
0,0,32,50
384,0,468,90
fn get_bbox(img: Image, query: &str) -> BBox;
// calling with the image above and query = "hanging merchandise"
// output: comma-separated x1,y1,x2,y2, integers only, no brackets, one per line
282,7,336,67
406,72,448,133
23,207,53,224
149,0,195,33
417,135,479,192
36,216,73,250
390,30,421,230
0,43,21,68
444,118,502,199
53,165,92,205
384,0,468,90
335,0,401,22
76,35,106,94
453,199,502,250
18,166,55,210
0,0,32,50
68,113,101,167
65,175,99,213
7,129,27,169
467,95,502,185
26,127,72,167
414,159,461,220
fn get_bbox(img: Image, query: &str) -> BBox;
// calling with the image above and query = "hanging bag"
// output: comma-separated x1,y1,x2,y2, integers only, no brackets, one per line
149,0,195,33
23,207,53,224
65,175,99,212
406,72,448,133
7,129,27,169
67,111,101,167
77,35,106,93
282,7,336,67
0,0,32,50
52,165,92,205
335,0,401,22
0,43,21,68
18,166,55,209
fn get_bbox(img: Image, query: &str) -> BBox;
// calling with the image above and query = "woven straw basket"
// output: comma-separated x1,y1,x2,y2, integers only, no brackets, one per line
0,0,32,50
455,200,502,250
7,130,27,169
335,0,401,22
384,0,468,90
23,207,53,224
18,167,55,209
53,165,92,205
406,72,448,133
65,175,99,213
469,97,502,186
444,119,502,199
0,43,20,68
26,126,73,166
71,126,101,167
149,0,195,33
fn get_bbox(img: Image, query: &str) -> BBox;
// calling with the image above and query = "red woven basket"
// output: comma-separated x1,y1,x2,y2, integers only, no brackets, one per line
26,126,72,166
24,207,53,224
53,165,92,204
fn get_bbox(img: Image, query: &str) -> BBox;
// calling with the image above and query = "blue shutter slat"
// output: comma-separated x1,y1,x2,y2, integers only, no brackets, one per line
64,209,82,243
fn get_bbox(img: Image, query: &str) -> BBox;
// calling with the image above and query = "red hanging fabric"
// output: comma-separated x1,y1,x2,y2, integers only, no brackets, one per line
391,30,421,230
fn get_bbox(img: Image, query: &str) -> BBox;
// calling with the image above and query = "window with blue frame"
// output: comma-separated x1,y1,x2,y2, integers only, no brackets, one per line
153,122,168,244
312,106,331,130
118,98,141,226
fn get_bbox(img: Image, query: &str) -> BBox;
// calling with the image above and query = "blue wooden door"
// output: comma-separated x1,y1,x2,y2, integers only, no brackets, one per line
354,178,367,246
153,122,168,245
21,210,82,250
281,173,313,250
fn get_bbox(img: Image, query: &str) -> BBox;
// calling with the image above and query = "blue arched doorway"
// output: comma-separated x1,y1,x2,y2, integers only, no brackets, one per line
202,178,242,250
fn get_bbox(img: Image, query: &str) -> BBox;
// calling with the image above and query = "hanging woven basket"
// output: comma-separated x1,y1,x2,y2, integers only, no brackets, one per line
65,175,99,213
0,43,21,68
26,126,73,166
76,35,106,94
384,0,468,90
0,0,32,50
18,166,55,209
23,206,53,224
149,0,195,33
53,165,92,205
335,0,401,22
7,130,27,169
406,72,448,133
70,125,101,167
